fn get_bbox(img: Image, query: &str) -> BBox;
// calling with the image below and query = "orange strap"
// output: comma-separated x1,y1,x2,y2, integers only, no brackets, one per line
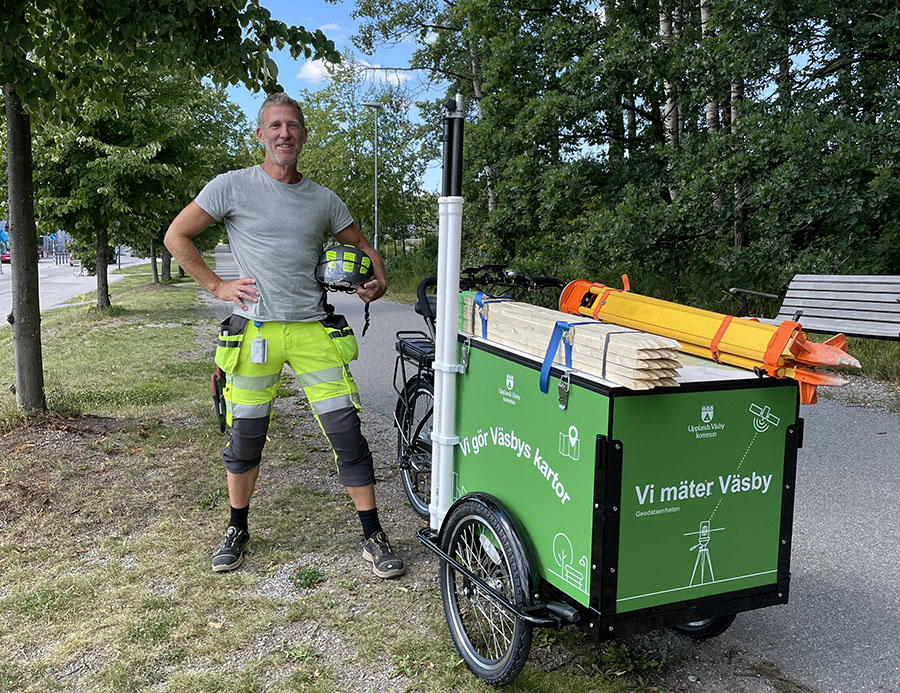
621,274,630,292
709,315,734,363
763,321,800,366
592,288,616,320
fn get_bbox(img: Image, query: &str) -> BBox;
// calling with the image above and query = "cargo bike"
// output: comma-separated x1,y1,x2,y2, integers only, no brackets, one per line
393,96,803,685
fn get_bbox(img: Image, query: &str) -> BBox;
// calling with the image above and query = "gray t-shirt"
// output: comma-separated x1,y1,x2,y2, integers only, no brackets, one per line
195,165,354,322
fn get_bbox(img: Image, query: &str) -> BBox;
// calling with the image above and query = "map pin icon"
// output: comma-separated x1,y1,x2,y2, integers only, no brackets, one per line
568,425,578,450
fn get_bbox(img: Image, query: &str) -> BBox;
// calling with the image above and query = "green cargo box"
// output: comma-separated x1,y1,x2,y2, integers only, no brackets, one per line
451,335,801,636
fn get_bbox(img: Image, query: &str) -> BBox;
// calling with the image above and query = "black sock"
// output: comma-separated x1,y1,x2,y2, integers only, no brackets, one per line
357,508,382,540
230,505,249,533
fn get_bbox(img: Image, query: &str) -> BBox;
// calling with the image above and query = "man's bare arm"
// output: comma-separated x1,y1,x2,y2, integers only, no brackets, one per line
164,201,259,310
333,223,387,303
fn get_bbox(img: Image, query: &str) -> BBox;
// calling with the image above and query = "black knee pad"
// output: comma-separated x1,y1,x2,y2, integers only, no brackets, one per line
317,408,375,487
222,415,270,474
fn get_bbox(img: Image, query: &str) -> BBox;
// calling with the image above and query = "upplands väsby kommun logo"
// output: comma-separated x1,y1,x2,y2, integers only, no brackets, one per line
689,405,724,439
498,373,521,405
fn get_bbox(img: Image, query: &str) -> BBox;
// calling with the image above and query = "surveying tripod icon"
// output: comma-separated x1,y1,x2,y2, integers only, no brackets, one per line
685,520,725,586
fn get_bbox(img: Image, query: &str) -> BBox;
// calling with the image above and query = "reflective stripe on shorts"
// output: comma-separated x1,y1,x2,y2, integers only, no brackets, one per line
231,372,281,391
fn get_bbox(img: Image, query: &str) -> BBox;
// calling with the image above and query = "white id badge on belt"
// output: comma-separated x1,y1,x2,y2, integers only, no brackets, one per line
250,337,268,364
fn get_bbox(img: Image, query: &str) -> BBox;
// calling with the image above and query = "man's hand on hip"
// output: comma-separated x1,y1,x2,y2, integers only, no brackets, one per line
215,278,260,310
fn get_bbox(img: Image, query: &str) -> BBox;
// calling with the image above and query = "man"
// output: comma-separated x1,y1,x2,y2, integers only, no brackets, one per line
165,92,404,579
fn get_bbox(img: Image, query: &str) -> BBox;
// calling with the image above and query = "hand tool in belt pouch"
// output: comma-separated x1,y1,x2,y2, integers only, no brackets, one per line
250,320,267,364
211,366,226,433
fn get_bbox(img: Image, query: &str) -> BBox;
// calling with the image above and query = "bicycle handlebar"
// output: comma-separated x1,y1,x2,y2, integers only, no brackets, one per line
410,267,563,342
415,267,563,313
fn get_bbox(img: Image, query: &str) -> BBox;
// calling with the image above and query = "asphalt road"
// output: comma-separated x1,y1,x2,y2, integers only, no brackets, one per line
216,245,900,692
0,252,146,323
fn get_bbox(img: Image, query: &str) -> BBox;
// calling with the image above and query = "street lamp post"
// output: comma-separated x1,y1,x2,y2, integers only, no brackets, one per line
362,101,383,251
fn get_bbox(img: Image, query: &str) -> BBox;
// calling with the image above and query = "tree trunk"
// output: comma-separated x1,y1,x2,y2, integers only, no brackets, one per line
659,0,679,201
96,227,110,309
776,1,793,111
673,1,684,140
150,240,160,283
4,83,46,412
161,245,172,282
624,94,637,153
609,95,626,161
730,77,743,132
467,17,497,213
179,265,185,278
731,78,747,249
700,0,720,132
659,0,679,147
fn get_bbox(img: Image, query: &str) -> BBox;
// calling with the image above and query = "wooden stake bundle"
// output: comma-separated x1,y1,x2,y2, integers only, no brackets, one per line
459,294,682,390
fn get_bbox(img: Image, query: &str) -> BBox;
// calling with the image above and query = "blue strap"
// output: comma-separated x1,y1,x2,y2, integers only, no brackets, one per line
474,291,511,339
538,321,591,393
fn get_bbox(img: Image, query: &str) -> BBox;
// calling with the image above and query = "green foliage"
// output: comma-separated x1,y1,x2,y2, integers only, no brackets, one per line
384,233,438,295
296,58,438,250
31,70,253,284
354,0,900,309
290,566,326,590
1,2,339,112
1,0,342,410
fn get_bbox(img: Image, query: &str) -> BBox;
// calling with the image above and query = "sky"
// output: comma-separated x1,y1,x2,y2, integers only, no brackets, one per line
226,0,431,124
226,0,444,189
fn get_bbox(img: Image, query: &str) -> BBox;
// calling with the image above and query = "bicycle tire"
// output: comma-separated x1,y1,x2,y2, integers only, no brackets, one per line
396,375,434,518
440,499,533,685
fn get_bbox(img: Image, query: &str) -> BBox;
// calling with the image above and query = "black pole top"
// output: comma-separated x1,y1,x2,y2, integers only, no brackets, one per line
441,93,465,197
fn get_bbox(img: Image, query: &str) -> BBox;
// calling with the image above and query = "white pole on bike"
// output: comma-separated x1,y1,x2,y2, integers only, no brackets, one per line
430,93,465,531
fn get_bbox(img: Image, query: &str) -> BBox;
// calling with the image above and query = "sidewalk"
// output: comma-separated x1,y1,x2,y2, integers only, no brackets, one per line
0,252,152,322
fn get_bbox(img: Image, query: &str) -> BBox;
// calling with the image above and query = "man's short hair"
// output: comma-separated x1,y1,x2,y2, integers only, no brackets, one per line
256,93,305,129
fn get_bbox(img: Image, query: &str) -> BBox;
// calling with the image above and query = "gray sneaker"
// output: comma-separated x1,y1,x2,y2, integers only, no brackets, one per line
212,526,250,573
361,531,406,578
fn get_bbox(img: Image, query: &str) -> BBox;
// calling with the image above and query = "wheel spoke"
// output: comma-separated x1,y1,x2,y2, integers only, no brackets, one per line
442,507,533,683
471,593,512,656
399,382,433,517
450,519,520,662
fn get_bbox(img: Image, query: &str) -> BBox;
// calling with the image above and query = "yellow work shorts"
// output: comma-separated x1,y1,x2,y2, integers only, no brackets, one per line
216,314,361,425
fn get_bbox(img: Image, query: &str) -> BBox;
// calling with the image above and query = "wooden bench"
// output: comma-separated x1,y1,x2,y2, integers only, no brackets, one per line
731,275,900,340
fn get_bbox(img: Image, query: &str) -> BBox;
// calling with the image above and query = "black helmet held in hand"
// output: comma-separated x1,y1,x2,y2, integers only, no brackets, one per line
315,244,374,292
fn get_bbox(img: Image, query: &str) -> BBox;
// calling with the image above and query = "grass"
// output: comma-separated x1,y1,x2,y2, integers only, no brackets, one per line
0,262,765,692
843,336,900,383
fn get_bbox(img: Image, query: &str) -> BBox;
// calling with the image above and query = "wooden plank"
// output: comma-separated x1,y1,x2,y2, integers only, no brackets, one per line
777,305,900,323
500,302,683,351
500,325,680,369
508,315,682,354
774,274,900,339
463,297,683,354
459,297,683,389
791,274,900,285
490,324,679,379
772,315,900,338
783,290,900,305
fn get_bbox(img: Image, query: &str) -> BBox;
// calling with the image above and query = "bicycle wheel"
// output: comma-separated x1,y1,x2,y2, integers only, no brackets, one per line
396,376,433,518
439,499,533,685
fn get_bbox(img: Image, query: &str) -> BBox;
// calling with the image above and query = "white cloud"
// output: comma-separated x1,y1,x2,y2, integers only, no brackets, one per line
297,59,334,83
424,31,439,45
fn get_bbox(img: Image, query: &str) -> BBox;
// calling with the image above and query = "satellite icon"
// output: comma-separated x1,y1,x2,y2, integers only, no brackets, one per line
749,403,780,433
